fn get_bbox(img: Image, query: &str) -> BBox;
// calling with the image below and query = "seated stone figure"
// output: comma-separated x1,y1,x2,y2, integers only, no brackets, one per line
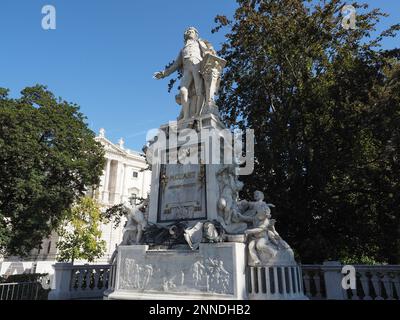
243,192,294,266
244,207,277,266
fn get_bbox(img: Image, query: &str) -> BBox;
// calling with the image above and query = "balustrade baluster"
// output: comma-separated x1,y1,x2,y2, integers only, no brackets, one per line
382,274,394,300
94,269,101,290
303,272,312,298
287,267,293,295
273,267,279,297
313,273,322,299
250,267,256,294
371,272,384,300
77,270,84,289
394,273,400,299
264,267,271,296
359,271,372,300
84,269,91,290
257,267,264,294
281,267,287,298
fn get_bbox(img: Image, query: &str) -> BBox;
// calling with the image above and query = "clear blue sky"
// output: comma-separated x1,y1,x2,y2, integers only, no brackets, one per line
1,1,399,151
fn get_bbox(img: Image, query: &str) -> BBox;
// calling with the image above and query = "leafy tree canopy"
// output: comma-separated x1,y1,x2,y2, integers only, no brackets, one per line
214,0,400,263
57,197,106,264
0,85,105,257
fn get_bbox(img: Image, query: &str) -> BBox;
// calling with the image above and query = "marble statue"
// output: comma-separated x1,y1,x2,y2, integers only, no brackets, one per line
241,190,275,217
103,27,306,301
154,27,226,121
242,191,294,266
184,221,223,250
244,207,276,266
216,164,249,234
121,198,149,245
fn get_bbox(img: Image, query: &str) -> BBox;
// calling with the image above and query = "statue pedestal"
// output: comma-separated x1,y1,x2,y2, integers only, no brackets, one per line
104,243,247,300
147,114,231,227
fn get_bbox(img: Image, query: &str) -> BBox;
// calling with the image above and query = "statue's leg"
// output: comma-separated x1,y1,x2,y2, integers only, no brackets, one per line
248,239,261,265
136,226,143,244
192,63,204,115
257,238,277,258
180,71,193,120
121,231,129,245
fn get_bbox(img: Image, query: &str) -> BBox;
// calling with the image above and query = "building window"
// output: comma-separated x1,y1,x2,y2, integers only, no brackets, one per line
129,193,137,205
132,171,138,178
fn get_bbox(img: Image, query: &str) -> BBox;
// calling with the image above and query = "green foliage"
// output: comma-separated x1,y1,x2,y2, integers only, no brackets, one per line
56,197,106,263
0,85,105,256
341,254,382,266
103,196,146,229
103,203,127,229
214,0,400,263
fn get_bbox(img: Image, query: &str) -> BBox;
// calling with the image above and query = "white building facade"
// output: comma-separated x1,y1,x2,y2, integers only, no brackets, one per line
0,129,151,276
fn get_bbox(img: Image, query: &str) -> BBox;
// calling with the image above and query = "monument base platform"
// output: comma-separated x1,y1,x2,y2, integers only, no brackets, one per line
105,243,247,300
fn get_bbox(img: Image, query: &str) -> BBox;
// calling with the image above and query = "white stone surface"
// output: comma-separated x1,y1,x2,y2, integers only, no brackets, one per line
106,242,247,300
147,116,231,226
154,27,225,121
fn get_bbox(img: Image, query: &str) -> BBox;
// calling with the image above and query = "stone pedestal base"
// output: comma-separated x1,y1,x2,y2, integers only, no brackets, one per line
105,242,247,300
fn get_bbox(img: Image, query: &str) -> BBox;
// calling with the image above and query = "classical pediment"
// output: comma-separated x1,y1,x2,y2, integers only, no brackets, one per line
96,136,127,157
95,136,146,163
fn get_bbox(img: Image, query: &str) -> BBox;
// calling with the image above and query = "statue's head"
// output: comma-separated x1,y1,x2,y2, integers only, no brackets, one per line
184,27,199,41
254,190,264,201
203,222,218,240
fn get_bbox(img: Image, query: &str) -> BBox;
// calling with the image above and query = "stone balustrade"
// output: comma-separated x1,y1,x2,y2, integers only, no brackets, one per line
49,263,110,300
247,265,306,300
48,261,400,300
302,262,400,300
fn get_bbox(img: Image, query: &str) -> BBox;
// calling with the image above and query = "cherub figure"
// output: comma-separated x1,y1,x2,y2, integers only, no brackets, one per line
121,198,149,245
244,207,277,266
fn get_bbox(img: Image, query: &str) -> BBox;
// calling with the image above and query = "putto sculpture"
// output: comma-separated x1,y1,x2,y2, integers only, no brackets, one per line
242,191,295,266
154,27,226,121
121,198,149,245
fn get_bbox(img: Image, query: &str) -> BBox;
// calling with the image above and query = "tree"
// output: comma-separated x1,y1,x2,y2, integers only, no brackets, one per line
0,85,105,257
56,197,106,264
214,0,400,263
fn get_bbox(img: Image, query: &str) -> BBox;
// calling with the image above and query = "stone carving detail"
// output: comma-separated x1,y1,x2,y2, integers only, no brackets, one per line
154,27,226,121
190,258,231,294
205,258,231,294
118,253,233,295
216,164,249,234
120,258,153,290
184,221,224,250
201,54,226,117
162,276,177,291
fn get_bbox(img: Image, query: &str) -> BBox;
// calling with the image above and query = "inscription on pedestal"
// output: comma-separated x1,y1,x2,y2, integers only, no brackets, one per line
157,164,207,223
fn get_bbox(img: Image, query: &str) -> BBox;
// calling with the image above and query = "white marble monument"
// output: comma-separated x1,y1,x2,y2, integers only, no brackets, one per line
104,27,306,300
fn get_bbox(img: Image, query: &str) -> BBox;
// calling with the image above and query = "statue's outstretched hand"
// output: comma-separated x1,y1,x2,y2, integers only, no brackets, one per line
153,71,165,80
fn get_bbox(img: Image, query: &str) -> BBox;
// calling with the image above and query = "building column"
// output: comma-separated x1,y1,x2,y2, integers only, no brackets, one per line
113,161,124,205
102,159,111,203
120,164,127,203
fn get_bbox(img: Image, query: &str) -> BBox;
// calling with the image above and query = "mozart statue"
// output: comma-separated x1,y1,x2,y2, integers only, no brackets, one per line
154,27,226,121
